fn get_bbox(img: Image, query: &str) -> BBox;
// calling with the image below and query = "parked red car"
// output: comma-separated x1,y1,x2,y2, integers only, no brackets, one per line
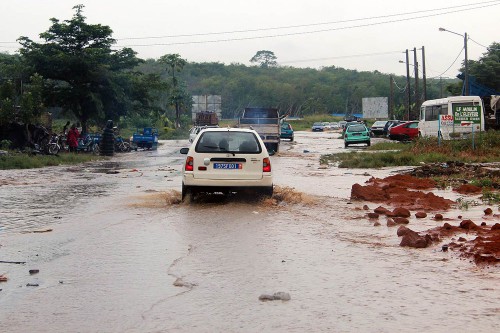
388,121,419,141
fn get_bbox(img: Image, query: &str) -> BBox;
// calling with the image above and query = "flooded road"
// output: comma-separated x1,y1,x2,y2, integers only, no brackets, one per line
1,131,499,333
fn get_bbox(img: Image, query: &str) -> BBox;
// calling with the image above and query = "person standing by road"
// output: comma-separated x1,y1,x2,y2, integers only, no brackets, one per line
67,124,79,152
62,121,70,135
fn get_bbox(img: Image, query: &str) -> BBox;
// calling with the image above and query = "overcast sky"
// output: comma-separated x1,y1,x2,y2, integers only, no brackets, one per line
1,0,498,79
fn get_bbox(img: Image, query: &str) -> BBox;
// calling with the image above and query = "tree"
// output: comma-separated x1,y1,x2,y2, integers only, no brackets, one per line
158,54,188,128
17,4,147,133
466,42,500,92
447,41,500,94
250,50,278,68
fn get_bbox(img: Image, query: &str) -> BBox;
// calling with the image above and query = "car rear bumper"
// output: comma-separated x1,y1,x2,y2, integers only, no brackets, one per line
183,174,273,187
370,129,385,135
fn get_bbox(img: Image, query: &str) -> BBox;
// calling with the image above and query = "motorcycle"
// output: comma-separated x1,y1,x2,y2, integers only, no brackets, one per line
46,133,61,155
77,134,100,154
114,136,131,152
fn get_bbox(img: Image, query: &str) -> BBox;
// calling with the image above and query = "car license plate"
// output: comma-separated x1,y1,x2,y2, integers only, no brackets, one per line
213,163,242,169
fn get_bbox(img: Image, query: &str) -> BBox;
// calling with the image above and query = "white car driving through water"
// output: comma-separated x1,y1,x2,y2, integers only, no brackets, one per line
180,128,273,201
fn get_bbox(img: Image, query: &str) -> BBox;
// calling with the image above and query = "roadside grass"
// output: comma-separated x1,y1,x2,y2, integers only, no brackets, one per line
323,130,500,168
0,152,104,170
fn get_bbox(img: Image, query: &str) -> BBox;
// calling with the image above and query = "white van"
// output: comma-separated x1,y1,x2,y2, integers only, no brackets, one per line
419,96,485,139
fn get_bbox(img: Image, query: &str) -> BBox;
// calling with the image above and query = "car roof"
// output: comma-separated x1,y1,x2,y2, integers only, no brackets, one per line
200,127,257,133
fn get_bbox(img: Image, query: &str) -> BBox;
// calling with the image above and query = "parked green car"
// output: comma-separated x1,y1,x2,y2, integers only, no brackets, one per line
280,122,294,141
344,123,371,147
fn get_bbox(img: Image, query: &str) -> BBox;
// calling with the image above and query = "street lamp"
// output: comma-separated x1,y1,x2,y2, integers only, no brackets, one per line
439,27,469,96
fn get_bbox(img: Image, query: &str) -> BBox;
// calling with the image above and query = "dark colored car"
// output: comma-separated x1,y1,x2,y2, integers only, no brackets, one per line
370,120,388,136
383,120,406,136
344,123,371,147
311,122,325,132
388,121,419,141
280,122,294,141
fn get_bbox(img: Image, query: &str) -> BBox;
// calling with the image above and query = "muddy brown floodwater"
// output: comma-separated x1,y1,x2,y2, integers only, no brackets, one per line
0,131,499,333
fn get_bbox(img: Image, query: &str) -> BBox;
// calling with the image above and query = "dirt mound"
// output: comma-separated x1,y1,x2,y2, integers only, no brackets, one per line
454,184,482,194
424,220,500,265
351,174,454,211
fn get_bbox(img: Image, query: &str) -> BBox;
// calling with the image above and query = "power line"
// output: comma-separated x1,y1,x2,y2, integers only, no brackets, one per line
428,46,465,79
469,37,500,50
279,51,403,64
114,2,500,47
115,0,500,41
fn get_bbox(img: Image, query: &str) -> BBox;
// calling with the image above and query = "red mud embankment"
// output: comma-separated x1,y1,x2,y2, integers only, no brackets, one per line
351,174,500,266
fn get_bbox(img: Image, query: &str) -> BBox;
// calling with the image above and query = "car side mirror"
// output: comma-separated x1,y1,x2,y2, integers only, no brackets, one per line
180,147,189,154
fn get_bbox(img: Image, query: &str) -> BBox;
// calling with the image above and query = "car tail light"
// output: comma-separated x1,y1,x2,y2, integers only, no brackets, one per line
263,157,271,173
185,156,194,171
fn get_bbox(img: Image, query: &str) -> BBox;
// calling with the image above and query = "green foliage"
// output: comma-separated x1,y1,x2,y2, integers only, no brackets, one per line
0,140,12,150
446,41,500,93
16,5,156,132
250,50,278,68
323,130,500,168
0,151,103,169
481,190,500,205
158,54,190,128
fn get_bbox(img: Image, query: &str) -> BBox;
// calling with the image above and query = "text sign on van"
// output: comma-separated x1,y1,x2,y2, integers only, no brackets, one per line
453,105,481,125
440,114,454,127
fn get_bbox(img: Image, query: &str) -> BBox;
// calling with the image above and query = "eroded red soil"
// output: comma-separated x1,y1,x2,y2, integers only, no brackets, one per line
351,172,500,266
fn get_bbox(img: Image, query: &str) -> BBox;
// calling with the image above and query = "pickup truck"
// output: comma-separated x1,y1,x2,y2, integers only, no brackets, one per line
239,107,280,153
132,127,158,150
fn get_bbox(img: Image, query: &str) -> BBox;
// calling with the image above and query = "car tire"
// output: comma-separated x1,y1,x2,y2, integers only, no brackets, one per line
259,186,273,198
367,140,371,147
181,184,193,202
344,142,348,148
290,136,294,142
48,144,60,155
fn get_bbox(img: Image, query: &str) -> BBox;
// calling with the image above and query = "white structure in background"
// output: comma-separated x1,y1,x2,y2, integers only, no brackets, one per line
362,97,388,119
192,95,222,122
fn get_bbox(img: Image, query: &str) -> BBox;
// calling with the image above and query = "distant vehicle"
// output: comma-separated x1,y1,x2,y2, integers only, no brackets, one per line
132,127,158,150
179,128,273,201
383,120,405,136
239,107,281,153
312,122,325,132
189,125,219,143
419,96,485,139
194,111,219,126
370,120,388,136
388,121,419,141
342,121,361,133
338,121,347,129
322,122,331,130
344,123,371,147
280,121,294,141
330,122,339,130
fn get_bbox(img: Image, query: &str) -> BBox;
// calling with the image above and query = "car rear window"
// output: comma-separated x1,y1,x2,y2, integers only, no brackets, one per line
347,124,366,132
196,131,262,153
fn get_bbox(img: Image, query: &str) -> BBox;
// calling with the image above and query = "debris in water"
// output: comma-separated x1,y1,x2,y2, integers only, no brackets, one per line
259,291,291,301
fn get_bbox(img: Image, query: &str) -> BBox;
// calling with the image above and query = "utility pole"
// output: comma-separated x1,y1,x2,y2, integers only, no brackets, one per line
464,32,469,96
421,46,427,102
405,49,411,121
439,28,469,96
413,47,419,119
389,75,394,119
